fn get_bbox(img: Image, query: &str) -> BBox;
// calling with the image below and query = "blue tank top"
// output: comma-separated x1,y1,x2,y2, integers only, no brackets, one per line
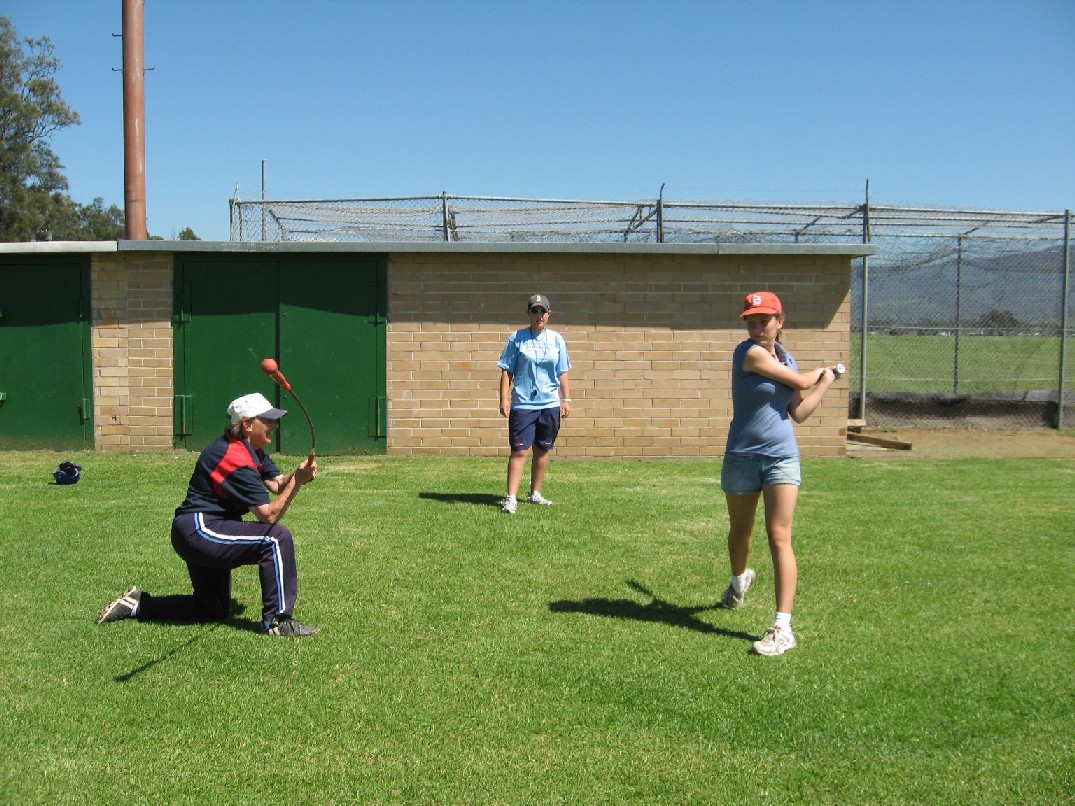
725,339,799,458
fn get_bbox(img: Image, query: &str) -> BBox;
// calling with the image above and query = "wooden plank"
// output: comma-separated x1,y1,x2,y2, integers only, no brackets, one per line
847,431,912,450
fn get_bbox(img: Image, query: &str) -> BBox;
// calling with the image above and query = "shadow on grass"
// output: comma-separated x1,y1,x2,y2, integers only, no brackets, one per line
419,491,503,506
114,626,219,683
114,601,262,683
549,580,756,641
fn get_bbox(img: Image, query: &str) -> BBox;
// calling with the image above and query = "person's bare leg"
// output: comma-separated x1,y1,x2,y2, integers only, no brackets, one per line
725,492,760,576
762,484,799,614
529,446,551,496
506,451,528,498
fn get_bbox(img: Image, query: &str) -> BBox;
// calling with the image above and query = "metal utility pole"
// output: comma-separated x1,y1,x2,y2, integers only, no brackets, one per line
261,160,268,240
122,0,148,240
1060,209,1071,429
857,180,870,421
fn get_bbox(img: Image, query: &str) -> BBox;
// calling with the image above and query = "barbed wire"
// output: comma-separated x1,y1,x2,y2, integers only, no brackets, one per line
229,193,1072,428
230,193,1069,244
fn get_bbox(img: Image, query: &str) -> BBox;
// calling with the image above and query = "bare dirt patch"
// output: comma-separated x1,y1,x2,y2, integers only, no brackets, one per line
848,428,1075,459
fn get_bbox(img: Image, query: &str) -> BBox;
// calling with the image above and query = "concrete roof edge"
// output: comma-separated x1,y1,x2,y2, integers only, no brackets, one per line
0,241,119,254
114,240,878,257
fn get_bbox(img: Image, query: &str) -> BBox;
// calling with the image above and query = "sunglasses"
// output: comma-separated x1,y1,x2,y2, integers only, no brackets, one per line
529,307,548,315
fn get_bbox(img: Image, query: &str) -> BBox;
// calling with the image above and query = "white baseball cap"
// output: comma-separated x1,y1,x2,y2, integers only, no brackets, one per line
227,392,288,423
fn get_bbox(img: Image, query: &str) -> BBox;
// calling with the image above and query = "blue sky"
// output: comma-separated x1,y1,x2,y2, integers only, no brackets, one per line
5,1,1074,241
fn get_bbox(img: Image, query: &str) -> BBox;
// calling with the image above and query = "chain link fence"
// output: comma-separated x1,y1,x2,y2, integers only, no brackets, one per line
851,224,1070,429
230,194,1072,429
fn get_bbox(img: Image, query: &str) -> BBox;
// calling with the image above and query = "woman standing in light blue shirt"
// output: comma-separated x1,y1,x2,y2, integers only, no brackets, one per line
497,293,572,514
720,291,840,656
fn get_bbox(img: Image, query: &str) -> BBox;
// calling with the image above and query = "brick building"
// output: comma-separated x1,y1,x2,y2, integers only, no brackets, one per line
0,240,873,457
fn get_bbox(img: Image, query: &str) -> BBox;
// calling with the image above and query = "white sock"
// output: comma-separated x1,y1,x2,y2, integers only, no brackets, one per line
731,572,750,594
774,612,792,631
504,495,516,502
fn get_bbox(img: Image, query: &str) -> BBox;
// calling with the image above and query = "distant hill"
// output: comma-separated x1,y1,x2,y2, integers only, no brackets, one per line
853,243,1067,327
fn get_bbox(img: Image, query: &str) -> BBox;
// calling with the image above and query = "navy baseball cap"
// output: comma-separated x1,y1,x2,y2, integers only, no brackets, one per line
527,294,551,311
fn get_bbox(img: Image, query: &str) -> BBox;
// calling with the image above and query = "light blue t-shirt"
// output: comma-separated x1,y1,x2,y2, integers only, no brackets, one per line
725,339,799,458
498,327,571,410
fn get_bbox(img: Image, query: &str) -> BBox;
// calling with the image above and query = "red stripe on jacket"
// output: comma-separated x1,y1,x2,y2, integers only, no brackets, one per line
208,438,259,499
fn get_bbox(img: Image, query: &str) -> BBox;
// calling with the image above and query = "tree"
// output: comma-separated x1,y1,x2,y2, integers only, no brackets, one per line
976,309,1020,334
53,197,125,240
0,16,81,241
177,227,201,240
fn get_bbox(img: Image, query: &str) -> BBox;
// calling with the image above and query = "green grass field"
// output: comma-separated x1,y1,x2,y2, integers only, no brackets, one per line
2,451,1072,804
850,333,1072,394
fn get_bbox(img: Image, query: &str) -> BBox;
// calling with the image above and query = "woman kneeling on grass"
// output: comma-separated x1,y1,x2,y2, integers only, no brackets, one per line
720,291,842,656
95,392,320,637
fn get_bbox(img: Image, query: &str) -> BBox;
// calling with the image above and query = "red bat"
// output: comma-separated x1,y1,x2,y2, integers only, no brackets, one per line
261,357,292,390
260,358,315,461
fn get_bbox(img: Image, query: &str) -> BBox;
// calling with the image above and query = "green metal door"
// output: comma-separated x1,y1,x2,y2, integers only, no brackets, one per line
0,257,93,449
173,257,278,449
174,254,386,454
279,257,387,454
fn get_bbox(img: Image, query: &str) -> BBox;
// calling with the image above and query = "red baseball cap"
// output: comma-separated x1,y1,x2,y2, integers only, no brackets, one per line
741,291,782,317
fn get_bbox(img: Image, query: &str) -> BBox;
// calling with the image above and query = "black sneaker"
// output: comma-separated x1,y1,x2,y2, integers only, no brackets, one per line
96,586,142,624
264,616,320,637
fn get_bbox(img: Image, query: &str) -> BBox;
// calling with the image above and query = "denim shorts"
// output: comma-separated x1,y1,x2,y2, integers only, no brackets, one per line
720,454,802,494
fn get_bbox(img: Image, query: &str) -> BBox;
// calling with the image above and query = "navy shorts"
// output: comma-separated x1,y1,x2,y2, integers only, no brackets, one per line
508,407,561,452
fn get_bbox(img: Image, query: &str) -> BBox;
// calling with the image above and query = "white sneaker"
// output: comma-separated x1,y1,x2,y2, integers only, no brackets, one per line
752,626,797,656
720,568,756,609
96,586,142,624
500,497,518,514
527,491,553,506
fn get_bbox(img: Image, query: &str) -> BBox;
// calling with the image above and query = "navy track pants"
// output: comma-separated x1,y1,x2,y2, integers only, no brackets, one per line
138,512,299,624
